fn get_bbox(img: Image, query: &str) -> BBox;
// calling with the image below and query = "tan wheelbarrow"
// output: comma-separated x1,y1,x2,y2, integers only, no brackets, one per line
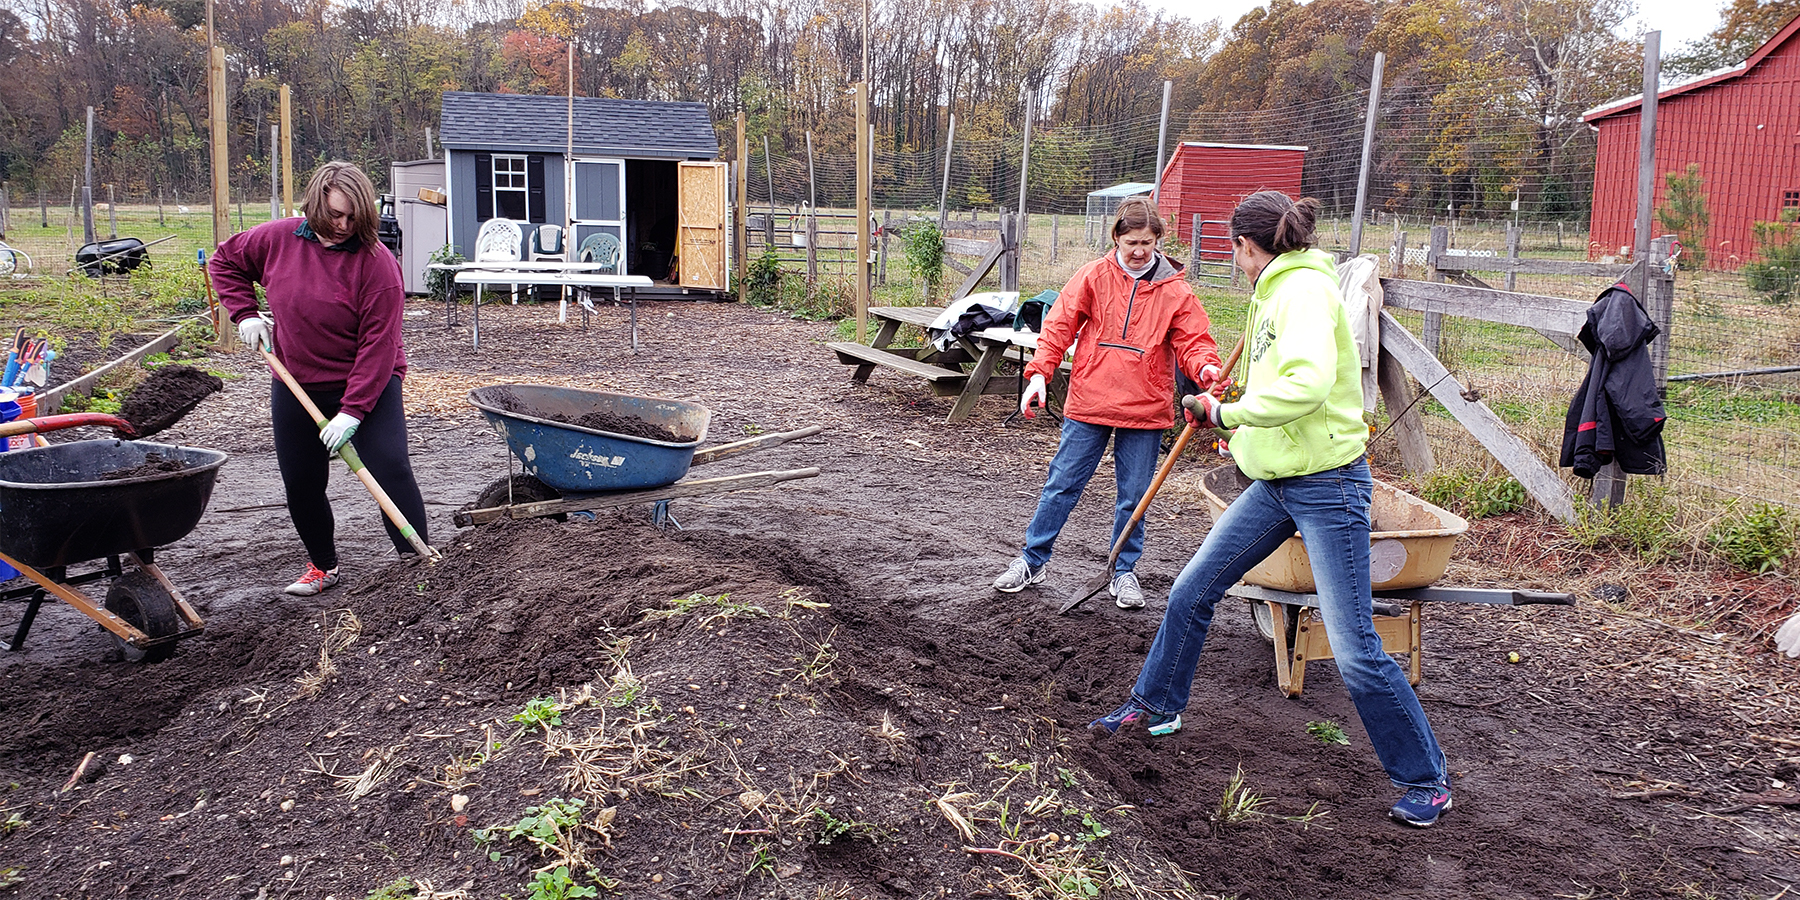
1198,466,1574,697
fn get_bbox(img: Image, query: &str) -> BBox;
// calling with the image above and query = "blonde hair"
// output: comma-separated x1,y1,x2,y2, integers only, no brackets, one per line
302,161,380,250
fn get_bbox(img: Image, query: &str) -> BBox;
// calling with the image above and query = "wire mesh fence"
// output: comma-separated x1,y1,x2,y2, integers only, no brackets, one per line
750,70,1800,516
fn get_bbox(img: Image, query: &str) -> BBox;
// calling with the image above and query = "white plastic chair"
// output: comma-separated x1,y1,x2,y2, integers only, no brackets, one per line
474,217,523,305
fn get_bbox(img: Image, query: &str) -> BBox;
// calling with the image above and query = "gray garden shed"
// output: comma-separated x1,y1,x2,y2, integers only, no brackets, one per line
437,91,730,295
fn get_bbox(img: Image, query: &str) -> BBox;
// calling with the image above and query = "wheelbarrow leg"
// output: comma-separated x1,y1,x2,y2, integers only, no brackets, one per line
651,500,682,531
1,586,50,652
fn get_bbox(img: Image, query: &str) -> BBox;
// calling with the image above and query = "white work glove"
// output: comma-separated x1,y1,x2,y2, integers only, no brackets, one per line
1020,373,1047,418
1776,609,1800,658
1183,392,1223,429
237,314,273,352
319,412,361,456
1216,433,1234,459
1197,364,1223,393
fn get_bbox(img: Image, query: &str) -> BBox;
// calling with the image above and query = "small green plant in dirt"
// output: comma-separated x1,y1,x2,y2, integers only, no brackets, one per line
363,876,415,900
901,221,946,302
985,752,1032,774
810,808,881,846
1212,765,1272,827
1419,468,1527,518
524,866,600,900
1056,767,1079,788
742,250,784,307
0,866,22,889
1306,720,1350,747
512,696,564,730
1062,807,1112,842
1706,500,1795,574
127,260,210,314
744,842,777,877
168,316,217,358
651,591,768,623
0,811,27,835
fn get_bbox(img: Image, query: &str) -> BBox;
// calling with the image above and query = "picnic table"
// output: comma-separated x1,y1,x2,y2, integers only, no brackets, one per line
437,262,654,350
827,305,1068,423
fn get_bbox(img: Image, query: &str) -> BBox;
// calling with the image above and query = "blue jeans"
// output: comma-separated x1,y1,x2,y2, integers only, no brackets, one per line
1130,459,1447,790
1021,417,1163,573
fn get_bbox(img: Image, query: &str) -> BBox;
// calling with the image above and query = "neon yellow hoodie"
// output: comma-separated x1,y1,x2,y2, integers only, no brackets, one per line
1219,249,1368,480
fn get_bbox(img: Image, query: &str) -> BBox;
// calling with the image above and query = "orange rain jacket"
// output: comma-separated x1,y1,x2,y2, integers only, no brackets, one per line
1024,251,1221,430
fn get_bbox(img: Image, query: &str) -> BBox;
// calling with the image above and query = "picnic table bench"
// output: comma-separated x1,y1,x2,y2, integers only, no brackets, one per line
827,305,1068,423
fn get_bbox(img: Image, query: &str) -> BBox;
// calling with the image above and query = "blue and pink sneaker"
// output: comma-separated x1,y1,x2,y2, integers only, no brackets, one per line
1088,700,1182,736
1390,781,1453,827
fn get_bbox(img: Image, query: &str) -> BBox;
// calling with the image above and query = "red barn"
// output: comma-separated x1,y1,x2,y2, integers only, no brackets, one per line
1585,15,1800,268
1156,142,1306,251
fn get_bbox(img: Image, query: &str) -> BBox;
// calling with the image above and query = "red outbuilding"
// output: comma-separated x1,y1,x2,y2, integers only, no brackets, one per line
1155,142,1306,252
1584,14,1800,268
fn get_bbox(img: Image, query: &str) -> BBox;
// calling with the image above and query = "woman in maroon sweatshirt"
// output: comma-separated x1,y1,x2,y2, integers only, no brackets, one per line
210,161,431,596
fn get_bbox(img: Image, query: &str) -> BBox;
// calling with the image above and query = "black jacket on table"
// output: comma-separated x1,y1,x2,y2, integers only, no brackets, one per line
1560,282,1667,478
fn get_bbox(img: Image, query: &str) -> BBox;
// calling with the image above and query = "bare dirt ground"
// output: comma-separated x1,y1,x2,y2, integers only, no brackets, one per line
0,297,1796,900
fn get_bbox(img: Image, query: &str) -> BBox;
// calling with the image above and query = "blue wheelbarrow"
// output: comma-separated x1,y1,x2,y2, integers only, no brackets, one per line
456,384,821,528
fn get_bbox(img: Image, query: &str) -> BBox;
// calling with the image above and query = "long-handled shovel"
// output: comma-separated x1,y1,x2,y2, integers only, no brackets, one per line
1058,338,1244,615
261,349,442,562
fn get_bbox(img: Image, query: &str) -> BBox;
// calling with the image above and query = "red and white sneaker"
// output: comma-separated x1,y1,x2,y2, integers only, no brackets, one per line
283,564,340,597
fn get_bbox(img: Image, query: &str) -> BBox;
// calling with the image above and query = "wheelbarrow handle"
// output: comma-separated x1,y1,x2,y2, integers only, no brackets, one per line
0,413,136,439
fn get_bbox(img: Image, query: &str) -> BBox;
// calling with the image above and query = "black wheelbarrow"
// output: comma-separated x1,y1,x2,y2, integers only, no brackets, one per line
0,414,228,662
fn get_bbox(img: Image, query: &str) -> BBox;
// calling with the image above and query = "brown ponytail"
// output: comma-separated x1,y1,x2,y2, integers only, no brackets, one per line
1229,190,1321,255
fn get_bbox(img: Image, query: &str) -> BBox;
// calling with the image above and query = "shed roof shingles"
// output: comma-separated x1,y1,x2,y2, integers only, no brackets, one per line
439,92,719,158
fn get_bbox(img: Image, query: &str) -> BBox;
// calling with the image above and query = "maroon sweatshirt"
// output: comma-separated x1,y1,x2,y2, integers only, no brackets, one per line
210,218,408,419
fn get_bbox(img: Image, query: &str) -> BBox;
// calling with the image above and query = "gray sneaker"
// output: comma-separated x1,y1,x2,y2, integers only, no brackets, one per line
993,558,1046,593
1111,571,1146,609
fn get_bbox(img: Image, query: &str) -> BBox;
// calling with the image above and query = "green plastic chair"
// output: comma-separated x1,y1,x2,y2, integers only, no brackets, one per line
577,233,622,273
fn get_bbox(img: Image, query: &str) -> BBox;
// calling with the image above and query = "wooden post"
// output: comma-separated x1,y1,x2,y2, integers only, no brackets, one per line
1349,52,1385,257
209,45,230,251
270,124,279,220
805,130,817,213
734,111,747,282
40,190,47,227
82,107,96,247
106,184,116,239
1629,31,1661,303
854,82,869,342
1377,345,1435,475
1504,223,1520,292
937,114,955,232
1391,228,1406,278
1189,213,1202,274
999,213,1019,293
157,190,164,227
1049,213,1058,264
0,184,8,239
1423,225,1448,356
279,85,294,217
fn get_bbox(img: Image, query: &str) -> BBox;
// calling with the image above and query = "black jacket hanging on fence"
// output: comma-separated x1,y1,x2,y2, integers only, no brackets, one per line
1560,282,1667,478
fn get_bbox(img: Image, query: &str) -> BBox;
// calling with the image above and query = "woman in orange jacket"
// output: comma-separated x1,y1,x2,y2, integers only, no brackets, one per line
992,198,1223,608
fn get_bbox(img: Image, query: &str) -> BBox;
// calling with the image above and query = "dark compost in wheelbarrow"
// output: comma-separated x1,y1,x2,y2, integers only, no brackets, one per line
479,385,687,443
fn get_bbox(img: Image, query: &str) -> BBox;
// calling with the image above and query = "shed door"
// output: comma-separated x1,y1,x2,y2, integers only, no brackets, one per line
572,158,626,271
678,162,728,290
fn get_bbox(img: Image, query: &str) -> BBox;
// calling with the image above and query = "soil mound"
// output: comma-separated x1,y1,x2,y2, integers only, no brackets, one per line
480,385,685,443
97,451,188,480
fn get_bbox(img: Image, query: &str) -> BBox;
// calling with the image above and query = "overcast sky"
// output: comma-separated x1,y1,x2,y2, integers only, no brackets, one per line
1145,0,1722,56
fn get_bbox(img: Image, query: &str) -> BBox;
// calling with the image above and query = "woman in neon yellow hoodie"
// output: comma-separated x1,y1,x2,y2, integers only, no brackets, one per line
1088,191,1453,828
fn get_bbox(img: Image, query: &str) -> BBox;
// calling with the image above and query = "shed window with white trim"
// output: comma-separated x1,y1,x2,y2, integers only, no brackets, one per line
492,155,528,220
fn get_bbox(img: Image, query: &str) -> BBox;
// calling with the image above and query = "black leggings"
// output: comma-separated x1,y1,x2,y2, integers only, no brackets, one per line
272,374,431,569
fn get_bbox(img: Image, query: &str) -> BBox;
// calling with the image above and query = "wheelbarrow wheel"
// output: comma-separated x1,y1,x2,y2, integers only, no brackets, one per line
1252,600,1301,646
105,570,180,663
472,475,566,522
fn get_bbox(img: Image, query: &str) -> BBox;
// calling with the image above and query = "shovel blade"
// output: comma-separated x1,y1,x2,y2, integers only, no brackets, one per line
1058,569,1115,614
